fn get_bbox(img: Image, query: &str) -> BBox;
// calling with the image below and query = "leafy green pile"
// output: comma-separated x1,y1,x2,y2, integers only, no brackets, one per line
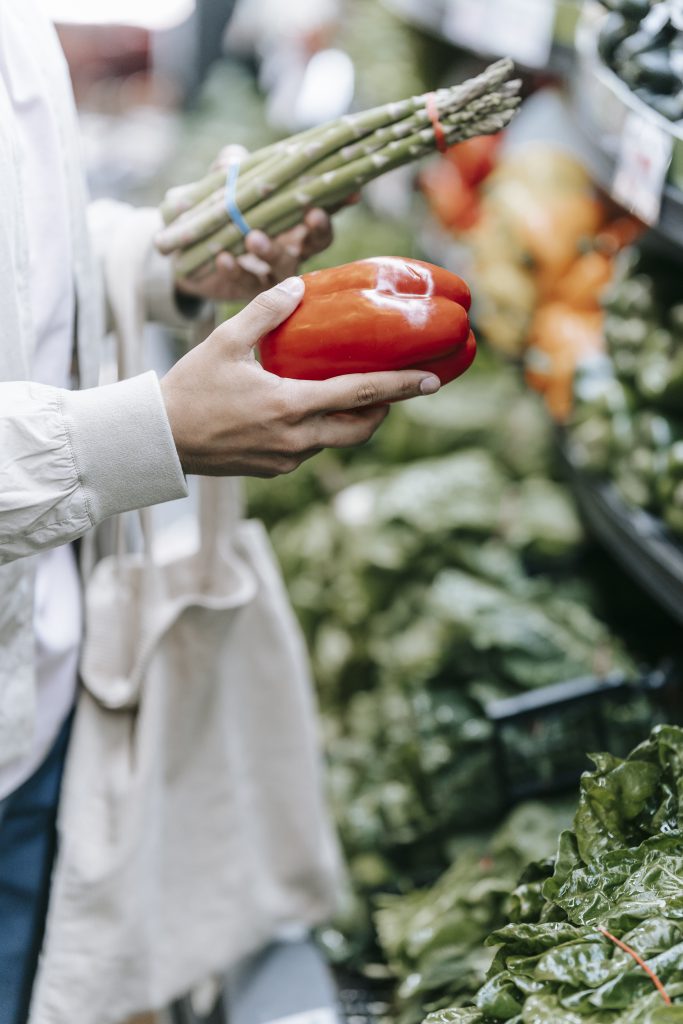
425,725,683,1024
248,351,557,532
268,365,606,712
260,359,658,969
320,561,636,856
375,804,573,1024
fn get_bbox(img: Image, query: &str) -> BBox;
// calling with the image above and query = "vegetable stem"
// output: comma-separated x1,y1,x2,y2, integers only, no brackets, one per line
599,926,672,1006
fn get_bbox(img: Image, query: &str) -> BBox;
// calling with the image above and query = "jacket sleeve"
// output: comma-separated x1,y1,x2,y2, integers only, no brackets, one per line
0,80,190,566
0,373,188,565
88,200,208,332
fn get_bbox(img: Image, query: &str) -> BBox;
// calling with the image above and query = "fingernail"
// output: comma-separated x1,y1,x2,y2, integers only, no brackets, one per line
250,233,271,256
420,375,441,395
278,276,304,296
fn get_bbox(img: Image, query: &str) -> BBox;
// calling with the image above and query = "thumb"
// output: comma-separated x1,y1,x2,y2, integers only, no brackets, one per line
226,277,305,353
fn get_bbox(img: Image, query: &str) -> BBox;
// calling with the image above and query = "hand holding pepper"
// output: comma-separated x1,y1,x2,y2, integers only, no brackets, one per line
160,276,443,478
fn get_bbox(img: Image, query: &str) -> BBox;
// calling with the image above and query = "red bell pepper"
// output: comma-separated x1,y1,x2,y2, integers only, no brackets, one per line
259,257,476,386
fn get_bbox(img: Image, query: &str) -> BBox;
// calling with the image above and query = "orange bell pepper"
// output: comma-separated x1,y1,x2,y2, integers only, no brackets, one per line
525,302,605,422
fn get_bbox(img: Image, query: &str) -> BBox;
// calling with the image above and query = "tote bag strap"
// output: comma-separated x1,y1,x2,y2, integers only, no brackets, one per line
103,210,226,561
189,308,248,571
101,210,157,560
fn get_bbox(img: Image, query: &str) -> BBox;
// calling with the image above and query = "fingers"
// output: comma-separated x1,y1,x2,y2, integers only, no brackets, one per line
315,405,390,448
246,211,332,270
176,249,285,304
279,223,308,258
245,230,275,260
175,253,237,300
301,209,333,260
213,251,241,283
178,205,332,304
280,406,389,457
256,224,307,263
235,251,273,283
217,277,305,351
295,369,441,414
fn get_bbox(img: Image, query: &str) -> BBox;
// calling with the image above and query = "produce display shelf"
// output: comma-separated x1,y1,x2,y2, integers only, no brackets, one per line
560,437,683,626
381,0,578,75
572,2,683,249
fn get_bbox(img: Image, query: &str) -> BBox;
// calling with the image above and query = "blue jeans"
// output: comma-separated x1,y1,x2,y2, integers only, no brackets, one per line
0,719,71,1024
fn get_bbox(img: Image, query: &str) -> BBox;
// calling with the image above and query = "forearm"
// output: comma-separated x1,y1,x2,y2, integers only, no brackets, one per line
0,374,187,564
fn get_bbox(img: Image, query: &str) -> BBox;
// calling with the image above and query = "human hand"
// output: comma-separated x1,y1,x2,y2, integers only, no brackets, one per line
174,143,334,304
174,208,334,304
160,277,441,478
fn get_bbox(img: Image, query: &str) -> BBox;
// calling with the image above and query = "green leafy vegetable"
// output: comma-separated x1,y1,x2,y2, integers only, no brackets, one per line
426,726,683,1024
374,804,572,1024
262,356,651,974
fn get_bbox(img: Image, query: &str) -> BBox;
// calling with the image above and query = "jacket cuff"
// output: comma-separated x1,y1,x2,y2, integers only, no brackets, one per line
61,371,188,524
141,208,211,327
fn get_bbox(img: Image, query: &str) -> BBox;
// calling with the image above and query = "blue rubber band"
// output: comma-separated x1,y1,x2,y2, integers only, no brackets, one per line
224,161,251,237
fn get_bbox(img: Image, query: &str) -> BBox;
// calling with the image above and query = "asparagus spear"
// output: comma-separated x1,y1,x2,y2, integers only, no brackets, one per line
160,58,515,227
156,59,521,277
311,80,520,176
174,99,519,278
158,62,516,252
158,79,519,255
159,99,428,228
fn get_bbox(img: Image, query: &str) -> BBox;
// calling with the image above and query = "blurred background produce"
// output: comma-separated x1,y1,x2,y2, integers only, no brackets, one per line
597,0,683,122
51,2,683,1021
259,349,675,985
569,245,683,536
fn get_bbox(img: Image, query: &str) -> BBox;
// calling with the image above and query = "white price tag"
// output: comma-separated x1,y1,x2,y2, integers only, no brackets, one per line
612,110,673,226
442,0,554,68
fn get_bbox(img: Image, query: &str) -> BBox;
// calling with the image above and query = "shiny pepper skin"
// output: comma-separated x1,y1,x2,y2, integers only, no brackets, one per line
259,257,476,385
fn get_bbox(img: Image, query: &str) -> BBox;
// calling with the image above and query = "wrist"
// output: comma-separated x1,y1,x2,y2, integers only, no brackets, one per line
159,376,187,472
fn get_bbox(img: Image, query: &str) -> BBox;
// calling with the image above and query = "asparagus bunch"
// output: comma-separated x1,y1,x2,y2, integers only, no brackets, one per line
156,59,521,278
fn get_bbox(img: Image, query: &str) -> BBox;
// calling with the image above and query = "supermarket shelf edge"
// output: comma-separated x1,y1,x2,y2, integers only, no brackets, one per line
571,2,683,251
560,436,683,626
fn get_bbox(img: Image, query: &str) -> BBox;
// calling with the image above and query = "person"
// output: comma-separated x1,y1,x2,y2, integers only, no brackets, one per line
0,3,442,1024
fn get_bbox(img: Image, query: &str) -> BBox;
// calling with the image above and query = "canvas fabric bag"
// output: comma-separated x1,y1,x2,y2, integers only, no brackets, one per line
29,216,341,1024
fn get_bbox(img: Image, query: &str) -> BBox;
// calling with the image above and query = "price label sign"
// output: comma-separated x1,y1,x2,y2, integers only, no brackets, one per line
442,0,554,69
612,110,673,226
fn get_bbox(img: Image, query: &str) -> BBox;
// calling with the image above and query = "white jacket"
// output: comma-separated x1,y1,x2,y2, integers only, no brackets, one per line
1,33,342,1024
0,36,191,769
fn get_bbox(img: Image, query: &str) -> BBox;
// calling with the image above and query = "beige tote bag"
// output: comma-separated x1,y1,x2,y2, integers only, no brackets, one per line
29,212,341,1024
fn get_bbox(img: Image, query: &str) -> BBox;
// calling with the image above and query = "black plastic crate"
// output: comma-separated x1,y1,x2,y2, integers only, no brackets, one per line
486,663,681,810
